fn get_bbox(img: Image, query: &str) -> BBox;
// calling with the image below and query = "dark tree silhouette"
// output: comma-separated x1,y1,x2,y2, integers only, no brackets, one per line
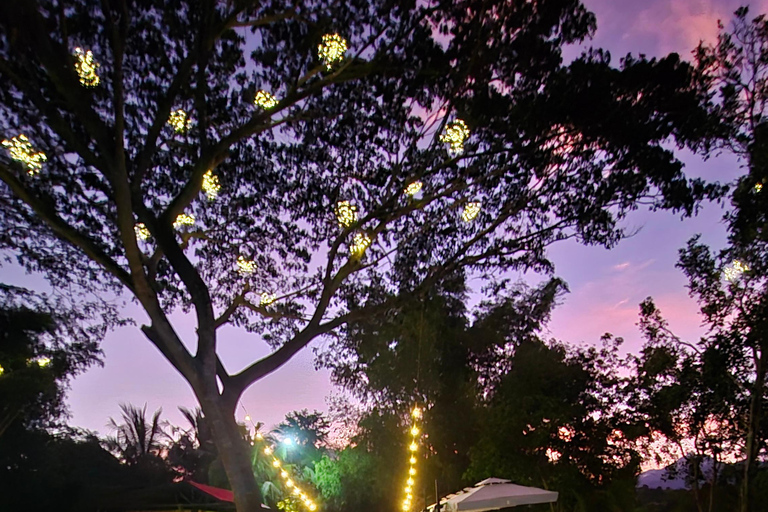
0,0,723,508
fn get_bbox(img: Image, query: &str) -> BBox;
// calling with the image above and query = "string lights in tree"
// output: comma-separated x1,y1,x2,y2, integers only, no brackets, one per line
240,405,319,511
73,47,100,87
317,33,348,70
134,223,150,241
202,170,221,200
237,256,256,275
168,109,191,133
724,260,749,282
254,90,278,109
439,119,470,155
755,183,763,192
350,232,371,257
462,202,481,222
36,356,51,367
260,292,276,306
0,364,4,376
401,406,423,511
335,201,358,227
173,213,195,229
404,181,423,196
2,135,47,175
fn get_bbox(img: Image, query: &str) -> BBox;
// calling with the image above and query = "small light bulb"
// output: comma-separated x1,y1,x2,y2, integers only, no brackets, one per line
237,256,256,275
202,170,221,200
280,470,288,478
409,456,416,464
462,202,481,222
412,407,422,419
244,415,251,422
264,446,272,455
410,426,419,436
260,292,276,306
350,232,372,257
407,478,414,486
36,356,51,368
73,47,100,87
272,459,281,467
439,119,470,155
409,442,418,451
168,109,191,133
335,200,358,227
404,181,423,196
173,213,195,229
0,364,5,376
255,432,264,440
2,135,47,175
135,223,151,241
286,479,294,488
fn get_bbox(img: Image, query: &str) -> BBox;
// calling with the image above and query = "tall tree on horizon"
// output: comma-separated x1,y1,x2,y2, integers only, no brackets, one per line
0,0,723,509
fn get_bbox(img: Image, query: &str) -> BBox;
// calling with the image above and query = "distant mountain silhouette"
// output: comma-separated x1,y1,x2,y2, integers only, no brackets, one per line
637,457,724,490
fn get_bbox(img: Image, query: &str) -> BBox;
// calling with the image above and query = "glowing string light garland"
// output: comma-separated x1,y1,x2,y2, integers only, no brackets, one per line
755,183,763,192
462,202,481,222
202,170,221,200
404,181,423,196
254,90,279,109
401,406,422,511
74,48,100,87
0,364,4,376
724,260,749,282
317,34,348,70
168,109,191,133
260,292,277,306
135,223,150,241
335,201,358,228
237,256,256,275
439,119,470,155
173,213,195,229
350,233,371,257
36,357,51,368
2,135,47,175
239,405,319,511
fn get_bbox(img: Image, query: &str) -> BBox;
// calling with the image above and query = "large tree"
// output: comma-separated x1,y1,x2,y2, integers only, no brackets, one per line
0,0,722,509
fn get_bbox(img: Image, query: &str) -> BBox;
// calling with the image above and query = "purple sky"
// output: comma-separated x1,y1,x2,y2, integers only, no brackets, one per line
6,0,767,436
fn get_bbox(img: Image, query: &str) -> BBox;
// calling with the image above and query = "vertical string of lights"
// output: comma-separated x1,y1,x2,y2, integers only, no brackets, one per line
240,404,319,511
401,405,423,511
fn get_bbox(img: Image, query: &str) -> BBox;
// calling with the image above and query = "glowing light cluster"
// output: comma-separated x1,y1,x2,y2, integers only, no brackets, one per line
135,223,150,241
317,33,348,69
173,213,195,229
0,364,4,376
462,202,481,222
335,201,358,227
36,356,51,368
237,256,256,275
2,135,47,175
401,406,422,511
724,259,749,282
202,170,221,200
240,406,319,511
168,109,191,133
254,90,278,109
74,48,100,87
350,232,371,257
756,183,764,192
439,119,470,155
404,181,423,196
260,292,277,306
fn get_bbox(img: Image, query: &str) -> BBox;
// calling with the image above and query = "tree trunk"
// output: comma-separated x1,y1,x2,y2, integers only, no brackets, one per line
199,394,262,512
740,348,767,512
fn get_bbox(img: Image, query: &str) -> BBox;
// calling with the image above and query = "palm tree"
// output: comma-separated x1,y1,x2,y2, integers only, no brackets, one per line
106,403,167,465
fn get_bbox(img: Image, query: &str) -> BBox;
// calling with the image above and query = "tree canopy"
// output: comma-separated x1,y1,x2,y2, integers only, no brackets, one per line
0,0,725,509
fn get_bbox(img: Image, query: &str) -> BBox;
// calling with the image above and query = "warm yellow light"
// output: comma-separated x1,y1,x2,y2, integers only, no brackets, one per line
202,170,221,200
406,493,412,500
409,467,416,476
409,442,417,451
409,456,416,464
254,90,278,109
410,426,419,436
405,486,411,493
286,479,294,488
237,256,256,275
402,504,409,511
755,183,763,192
407,478,414,486
173,213,195,229
135,223,150,241
280,470,288,478
264,446,272,455
350,233,371,257
36,356,51,368
404,181,423,196
439,119,470,155
74,48,100,87
0,364,4,376
255,432,264,440
412,407,422,419
260,292,276,306
168,109,191,133
309,504,317,511
335,200,358,227
244,415,251,422
318,33,348,69
462,202,481,222
2,135,47,175
272,459,281,467
724,260,750,282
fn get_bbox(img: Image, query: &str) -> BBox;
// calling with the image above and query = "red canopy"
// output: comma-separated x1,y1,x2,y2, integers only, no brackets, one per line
188,481,235,503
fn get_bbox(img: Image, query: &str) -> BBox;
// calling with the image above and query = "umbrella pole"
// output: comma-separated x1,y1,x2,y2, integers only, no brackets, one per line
435,479,440,512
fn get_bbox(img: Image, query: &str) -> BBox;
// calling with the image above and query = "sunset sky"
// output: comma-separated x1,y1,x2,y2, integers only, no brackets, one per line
30,0,768,437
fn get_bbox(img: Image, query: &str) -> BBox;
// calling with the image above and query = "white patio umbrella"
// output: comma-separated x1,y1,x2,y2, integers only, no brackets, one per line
427,477,558,512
